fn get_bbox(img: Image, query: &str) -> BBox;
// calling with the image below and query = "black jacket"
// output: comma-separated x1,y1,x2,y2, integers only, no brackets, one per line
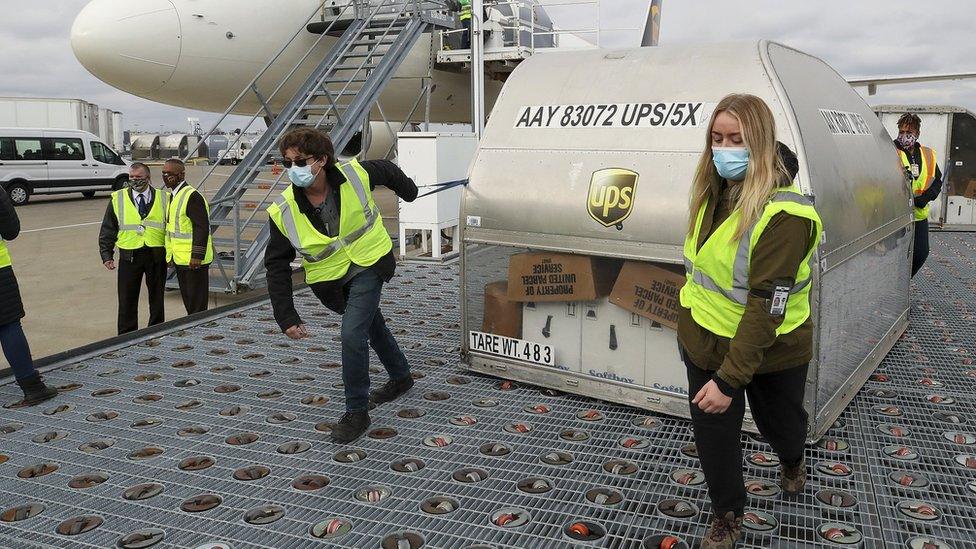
894,140,943,210
98,186,167,263
265,160,418,331
0,186,25,326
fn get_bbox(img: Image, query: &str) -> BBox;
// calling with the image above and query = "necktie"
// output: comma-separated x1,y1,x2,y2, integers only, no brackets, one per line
138,195,148,217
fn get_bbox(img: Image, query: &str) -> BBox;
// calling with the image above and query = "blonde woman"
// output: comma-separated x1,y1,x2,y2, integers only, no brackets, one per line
678,94,823,549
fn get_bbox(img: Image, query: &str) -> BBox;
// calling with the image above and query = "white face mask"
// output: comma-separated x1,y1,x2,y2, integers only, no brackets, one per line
287,159,322,188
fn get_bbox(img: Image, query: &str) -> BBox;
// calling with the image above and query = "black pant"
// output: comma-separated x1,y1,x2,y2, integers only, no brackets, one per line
117,249,166,335
911,219,929,277
685,359,808,517
175,265,210,315
461,18,472,49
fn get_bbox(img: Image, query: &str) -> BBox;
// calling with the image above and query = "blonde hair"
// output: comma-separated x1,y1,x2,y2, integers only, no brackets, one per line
688,93,788,240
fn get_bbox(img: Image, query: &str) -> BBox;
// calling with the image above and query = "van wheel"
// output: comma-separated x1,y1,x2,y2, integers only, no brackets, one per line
82,191,97,198
6,182,29,206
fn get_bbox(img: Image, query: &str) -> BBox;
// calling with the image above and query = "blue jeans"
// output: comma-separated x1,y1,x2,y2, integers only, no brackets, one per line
0,320,37,381
341,269,411,411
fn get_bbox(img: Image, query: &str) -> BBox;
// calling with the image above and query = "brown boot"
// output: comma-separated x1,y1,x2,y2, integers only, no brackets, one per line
781,458,807,495
700,511,742,549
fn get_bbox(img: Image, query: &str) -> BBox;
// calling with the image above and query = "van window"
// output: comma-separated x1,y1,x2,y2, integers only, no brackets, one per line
0,138,14,161
91,141,123,165
43,138,86,161
10,138,43,161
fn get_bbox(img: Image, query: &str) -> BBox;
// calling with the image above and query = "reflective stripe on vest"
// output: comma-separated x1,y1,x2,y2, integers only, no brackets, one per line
680,184,823,339
165,185,213,265
113,188,167,249
899,145,937,221
460,0,472,20
0,241,10,269
267,159,392,284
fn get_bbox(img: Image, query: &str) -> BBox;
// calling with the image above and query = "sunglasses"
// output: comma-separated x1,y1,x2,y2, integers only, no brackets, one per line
281,156,318,169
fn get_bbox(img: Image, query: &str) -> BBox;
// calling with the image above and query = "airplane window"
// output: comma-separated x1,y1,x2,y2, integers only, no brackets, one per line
14,139,42,161
43,138,86,161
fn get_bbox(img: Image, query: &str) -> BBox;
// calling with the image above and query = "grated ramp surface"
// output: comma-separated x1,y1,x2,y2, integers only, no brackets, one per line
0,235,973,548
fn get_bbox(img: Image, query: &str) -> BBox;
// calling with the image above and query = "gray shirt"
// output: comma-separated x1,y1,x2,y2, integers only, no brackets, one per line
315,192,366,286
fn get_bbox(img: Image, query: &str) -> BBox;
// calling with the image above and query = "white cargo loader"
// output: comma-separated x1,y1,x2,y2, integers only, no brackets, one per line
461,41,912,440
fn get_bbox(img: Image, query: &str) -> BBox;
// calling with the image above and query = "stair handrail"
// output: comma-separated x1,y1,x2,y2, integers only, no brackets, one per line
186,1,363,194
234,0,414,235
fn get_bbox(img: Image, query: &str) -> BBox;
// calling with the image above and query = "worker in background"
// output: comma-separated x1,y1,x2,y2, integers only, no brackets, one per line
459,0,472,49
0,187,58,405
894,113,942,277
265,128,418,444
98,162,167,334
162,158,213,314
678,94,823,549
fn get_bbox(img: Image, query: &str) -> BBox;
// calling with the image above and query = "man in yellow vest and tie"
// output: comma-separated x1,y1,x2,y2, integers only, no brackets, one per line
162,158,213,314
265,128,419,443
894,113,942,277
98,162,168,334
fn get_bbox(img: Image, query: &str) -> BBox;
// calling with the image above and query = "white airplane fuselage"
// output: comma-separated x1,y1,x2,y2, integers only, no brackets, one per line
71,0,499,124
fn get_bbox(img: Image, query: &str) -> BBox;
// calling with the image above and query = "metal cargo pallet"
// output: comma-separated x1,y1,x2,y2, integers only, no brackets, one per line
0,234,975,548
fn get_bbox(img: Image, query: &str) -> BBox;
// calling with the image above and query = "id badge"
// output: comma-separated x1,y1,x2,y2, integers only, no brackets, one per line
911,164,920,178
769,285,790,316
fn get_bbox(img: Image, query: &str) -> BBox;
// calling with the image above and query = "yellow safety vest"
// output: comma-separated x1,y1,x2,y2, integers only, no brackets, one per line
459,0,472,20
111,188,167,250
267,159,392,284
0,241,10,269
898,145,938,221
679,183,824,339
166,184,213,265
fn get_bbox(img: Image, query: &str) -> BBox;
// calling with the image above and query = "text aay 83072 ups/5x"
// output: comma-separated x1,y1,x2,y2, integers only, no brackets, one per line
514,102,714,129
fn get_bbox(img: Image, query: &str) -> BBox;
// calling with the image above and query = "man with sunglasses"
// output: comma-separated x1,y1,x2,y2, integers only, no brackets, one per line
265,127,419,443
162,158,213,314
98,162,168,334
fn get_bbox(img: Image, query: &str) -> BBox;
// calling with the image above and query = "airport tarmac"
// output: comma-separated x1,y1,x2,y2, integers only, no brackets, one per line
1,164,404,370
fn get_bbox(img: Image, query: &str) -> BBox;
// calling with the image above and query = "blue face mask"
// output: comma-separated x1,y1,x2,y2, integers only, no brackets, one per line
287,162,320,188
712,147,750,181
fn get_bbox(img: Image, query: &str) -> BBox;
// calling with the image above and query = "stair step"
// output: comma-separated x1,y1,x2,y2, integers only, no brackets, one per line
212,237,257,248
333,63,380,71
211,218,268,228
351,36,398,45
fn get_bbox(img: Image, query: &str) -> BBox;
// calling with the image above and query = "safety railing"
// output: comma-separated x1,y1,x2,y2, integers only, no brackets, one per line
435,0,605,55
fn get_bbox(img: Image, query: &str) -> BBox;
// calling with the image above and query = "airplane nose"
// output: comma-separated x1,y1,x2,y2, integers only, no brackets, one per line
71,0,182,95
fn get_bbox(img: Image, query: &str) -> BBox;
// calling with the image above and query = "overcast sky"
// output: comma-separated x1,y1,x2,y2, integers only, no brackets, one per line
1,0,974,133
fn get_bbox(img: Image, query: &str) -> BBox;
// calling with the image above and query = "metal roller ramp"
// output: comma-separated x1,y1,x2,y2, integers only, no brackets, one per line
0,234,975,548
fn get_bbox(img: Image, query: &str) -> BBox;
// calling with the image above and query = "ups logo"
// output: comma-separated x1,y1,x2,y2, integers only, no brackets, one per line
587,168,638,230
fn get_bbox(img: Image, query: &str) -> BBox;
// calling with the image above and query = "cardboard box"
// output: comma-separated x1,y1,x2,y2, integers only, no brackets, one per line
507,252,621,302
962,179,976,200
482,281,523,339
609,261,686,329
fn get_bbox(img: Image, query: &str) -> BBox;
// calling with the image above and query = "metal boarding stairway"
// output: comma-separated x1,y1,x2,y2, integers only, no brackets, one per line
176,1,456,293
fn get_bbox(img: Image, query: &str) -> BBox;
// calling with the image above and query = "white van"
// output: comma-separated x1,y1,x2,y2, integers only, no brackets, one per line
0,128,129,205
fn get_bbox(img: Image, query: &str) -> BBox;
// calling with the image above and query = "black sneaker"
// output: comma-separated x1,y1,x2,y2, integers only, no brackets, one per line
331,411,371,444
369,376,415,405
16,375,58,406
